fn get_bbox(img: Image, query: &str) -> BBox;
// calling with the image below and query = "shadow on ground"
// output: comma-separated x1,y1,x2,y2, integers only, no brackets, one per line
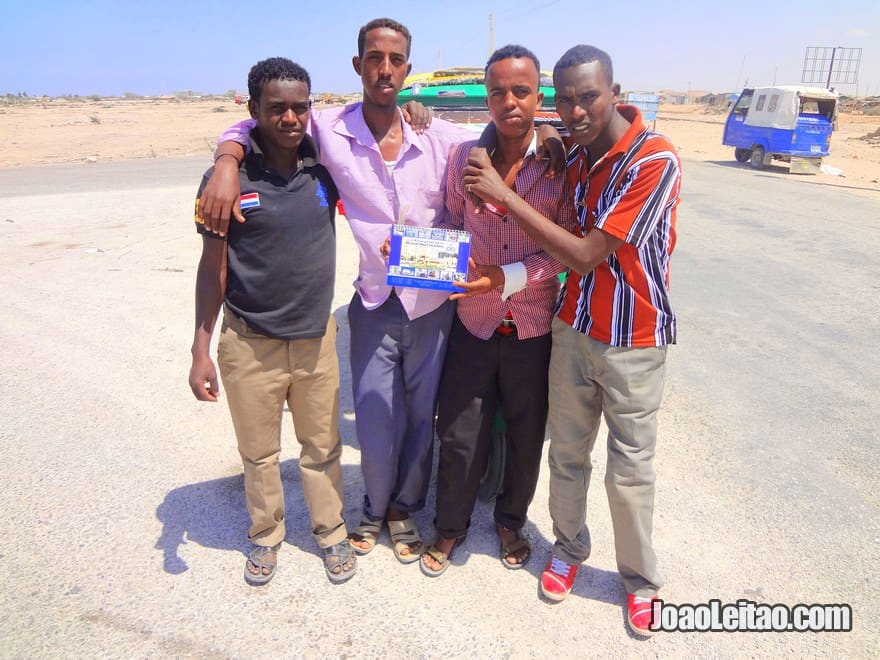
155,460,364,574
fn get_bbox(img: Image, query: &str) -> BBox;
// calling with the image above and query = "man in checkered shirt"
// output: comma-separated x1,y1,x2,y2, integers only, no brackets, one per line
420,45,577,577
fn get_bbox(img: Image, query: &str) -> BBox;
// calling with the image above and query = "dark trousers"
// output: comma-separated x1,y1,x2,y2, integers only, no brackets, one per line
434,315,551,539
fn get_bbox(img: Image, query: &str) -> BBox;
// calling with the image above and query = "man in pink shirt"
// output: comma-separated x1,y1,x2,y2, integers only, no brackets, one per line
197,18,472,564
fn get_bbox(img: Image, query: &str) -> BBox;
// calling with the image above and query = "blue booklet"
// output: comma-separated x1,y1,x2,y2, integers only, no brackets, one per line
386,224,471,292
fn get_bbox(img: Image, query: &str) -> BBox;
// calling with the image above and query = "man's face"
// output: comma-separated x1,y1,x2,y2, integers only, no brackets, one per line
553,61,618,147
485,57,543,140
353,27,411,107
248,79,310,153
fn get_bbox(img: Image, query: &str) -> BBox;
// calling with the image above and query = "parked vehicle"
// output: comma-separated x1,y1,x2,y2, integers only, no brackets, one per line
722,85,838,173
397,68,561,134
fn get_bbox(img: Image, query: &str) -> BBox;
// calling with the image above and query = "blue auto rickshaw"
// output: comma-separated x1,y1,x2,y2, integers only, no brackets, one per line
722,85,839,173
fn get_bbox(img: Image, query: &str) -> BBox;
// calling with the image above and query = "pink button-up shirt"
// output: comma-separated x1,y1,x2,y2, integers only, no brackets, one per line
220,103,473,319
436,137,577,340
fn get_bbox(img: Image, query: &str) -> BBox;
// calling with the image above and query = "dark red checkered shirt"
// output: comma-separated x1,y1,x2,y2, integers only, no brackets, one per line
436,137,578,340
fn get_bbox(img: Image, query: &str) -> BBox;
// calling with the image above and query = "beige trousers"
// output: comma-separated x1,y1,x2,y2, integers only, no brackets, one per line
547,317,667,597
218,310,347,549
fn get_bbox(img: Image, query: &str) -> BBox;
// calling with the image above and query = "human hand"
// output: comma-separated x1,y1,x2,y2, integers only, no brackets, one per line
401,101,433,134
461,147,511,210
468,124,498,212
189,354,220,402
448,259,504,300
379,235,391,261
536,123,565,178
197,157,244,237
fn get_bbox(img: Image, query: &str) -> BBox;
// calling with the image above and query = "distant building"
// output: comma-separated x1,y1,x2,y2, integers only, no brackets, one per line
655,89,709,105
698,92,738,108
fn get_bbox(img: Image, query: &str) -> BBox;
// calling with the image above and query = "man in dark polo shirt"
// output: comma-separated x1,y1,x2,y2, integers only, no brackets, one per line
188,57,356,585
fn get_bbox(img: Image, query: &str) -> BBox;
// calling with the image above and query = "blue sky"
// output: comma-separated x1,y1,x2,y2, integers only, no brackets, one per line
2,0,878,97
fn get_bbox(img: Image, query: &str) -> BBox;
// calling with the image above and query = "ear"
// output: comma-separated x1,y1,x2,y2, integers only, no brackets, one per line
248,98,258,120
352,56,362,76
611,83,621,101
406,63,412,76
536,90,544,106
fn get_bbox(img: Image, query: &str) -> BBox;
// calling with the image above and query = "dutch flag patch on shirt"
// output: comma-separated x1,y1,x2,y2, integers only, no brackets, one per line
240,192,260,210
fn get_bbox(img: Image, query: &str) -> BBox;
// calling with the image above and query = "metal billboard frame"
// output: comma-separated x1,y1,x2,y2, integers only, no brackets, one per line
802,47,862,88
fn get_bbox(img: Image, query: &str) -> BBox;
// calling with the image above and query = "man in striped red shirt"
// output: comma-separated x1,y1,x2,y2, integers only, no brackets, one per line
419,45,577,577
463,44,680,636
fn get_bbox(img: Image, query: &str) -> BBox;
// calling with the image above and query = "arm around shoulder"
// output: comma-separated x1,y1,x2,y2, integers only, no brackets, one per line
216,118,256,152
197,140,246,236
502,191,623,274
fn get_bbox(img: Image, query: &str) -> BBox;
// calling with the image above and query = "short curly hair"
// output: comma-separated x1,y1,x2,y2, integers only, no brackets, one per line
485,44,540,79
553,45,613,85
247,57,311,103
357,18,411,59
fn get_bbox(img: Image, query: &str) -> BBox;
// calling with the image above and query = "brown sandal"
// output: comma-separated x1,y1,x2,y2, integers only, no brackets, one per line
348,518,383,555
420,535,467,577
388,516,424,563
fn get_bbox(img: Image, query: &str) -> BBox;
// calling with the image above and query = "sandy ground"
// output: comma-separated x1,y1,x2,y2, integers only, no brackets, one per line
1,100,878,657
2,97,879,194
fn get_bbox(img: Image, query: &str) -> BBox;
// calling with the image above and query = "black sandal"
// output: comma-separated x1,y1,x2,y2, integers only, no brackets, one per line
324,541,358,583
498,526,531,570
244,543,280,586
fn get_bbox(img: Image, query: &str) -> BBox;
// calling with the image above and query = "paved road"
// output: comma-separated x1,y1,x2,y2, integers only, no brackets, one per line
0,156,877,657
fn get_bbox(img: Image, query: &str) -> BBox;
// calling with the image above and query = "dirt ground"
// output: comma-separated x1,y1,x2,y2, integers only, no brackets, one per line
2,97,877,656
2,98,878,193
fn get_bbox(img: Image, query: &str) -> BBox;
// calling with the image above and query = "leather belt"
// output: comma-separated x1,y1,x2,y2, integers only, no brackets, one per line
496,312,516,336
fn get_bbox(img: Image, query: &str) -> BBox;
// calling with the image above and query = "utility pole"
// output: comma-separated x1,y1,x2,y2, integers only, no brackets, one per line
734,55,746,91
489,13,494,56
826,47,839,90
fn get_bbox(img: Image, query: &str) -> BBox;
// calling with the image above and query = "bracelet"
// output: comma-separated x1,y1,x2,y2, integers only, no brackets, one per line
215,153,239,164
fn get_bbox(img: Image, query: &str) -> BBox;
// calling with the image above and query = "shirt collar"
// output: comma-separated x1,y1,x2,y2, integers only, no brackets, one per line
596,104,646,160
488,127,538,159
525,130,538,158
333,102,423,156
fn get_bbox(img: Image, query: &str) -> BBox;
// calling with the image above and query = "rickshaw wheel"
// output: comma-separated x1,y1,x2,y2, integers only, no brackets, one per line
750,146,766,169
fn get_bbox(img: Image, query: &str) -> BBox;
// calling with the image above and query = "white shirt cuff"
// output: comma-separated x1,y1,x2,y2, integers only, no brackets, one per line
500,262,527,300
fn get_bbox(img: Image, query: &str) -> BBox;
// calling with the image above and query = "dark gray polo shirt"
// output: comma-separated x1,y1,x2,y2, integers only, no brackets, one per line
196,130,338,340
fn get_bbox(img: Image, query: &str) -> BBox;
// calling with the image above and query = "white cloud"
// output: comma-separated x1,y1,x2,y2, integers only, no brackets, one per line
846,28,868,38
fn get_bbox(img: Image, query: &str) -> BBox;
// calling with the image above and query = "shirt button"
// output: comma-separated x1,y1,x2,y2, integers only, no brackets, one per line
502,218,508,223
503,244,508,249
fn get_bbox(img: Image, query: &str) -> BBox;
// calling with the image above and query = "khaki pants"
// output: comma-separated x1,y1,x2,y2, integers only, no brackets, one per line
547,317,667,596
218,310,347,549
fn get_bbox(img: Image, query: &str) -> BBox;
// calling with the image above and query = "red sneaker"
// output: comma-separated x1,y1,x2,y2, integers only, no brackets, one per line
627,593,658,636
540,555,578,601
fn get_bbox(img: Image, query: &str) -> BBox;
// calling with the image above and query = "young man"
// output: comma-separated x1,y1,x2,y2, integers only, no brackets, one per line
189,57,356,585
197,19,473,563
463,44,681,635
418,45,576,577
